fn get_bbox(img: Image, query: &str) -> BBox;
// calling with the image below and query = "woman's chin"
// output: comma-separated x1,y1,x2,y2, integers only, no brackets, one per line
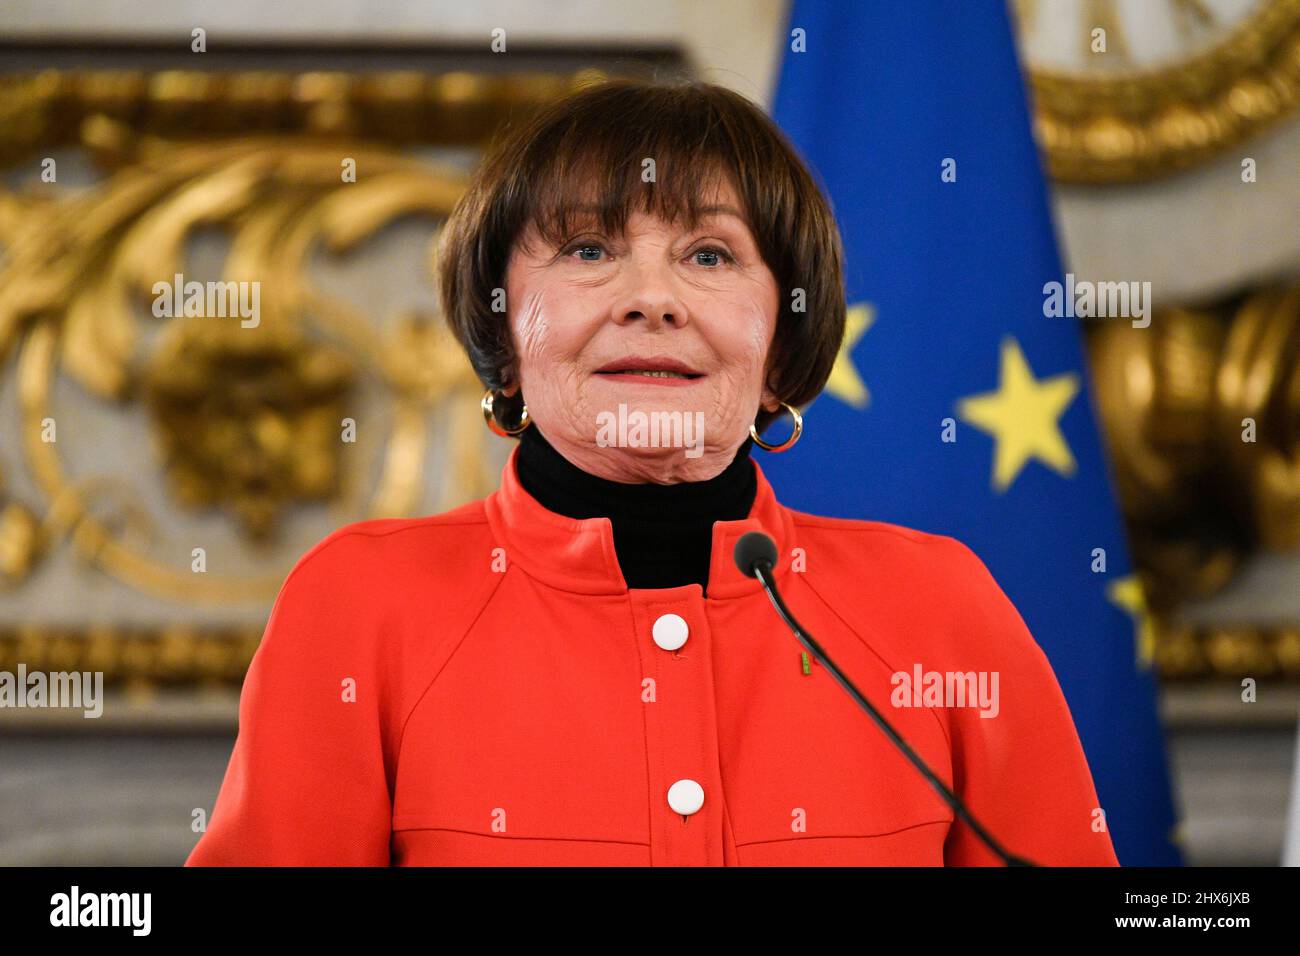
579,442,724,484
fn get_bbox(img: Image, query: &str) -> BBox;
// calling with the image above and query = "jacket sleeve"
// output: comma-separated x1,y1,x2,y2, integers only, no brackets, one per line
185,536,393,866
938,539,1120,867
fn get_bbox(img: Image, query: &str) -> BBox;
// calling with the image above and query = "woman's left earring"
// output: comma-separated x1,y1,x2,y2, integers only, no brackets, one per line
481,388,531,437
750,400,803,452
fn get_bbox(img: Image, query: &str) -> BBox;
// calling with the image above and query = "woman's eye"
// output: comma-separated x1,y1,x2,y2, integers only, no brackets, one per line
565,242,606,262
562,241,732,266
691,246,734,267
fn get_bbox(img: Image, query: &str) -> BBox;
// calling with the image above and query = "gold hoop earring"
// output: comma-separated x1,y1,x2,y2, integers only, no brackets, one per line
481,388,531,437
750,401,803,452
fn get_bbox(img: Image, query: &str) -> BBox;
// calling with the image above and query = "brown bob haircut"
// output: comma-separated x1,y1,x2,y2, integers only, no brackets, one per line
435,76,846,437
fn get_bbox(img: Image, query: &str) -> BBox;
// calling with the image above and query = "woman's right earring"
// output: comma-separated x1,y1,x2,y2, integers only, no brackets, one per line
481,388,532,437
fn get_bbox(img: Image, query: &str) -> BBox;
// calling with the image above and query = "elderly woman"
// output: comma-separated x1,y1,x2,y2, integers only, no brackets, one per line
187,78,1117,867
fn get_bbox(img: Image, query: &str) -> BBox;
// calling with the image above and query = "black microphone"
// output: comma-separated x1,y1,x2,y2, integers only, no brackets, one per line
733,531,1035,867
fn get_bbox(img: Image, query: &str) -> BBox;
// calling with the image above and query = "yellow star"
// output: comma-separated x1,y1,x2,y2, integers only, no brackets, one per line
824,301,873,408
1107,574,1155,669
1168,820,1185,847
955,336,1079,492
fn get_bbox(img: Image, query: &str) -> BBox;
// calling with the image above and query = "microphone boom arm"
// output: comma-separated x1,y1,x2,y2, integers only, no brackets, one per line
752,559,1035,867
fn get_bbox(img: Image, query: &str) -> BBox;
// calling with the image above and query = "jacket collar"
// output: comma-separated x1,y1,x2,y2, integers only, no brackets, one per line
484,443,796,599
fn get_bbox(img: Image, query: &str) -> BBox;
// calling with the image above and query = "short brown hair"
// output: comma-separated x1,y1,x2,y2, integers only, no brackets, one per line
435,76,846,437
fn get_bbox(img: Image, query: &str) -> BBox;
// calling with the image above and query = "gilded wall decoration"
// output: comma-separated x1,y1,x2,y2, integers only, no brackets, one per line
0,68,609,687
1013,0,1300,182
1085,285,1300,677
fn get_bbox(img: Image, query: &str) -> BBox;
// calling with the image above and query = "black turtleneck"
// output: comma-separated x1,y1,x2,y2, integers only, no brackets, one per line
514,423,757,594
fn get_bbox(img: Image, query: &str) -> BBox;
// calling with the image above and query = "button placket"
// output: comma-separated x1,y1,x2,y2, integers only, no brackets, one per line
633,590,723,866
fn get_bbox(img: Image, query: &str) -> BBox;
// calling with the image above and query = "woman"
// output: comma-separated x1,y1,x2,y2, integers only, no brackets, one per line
187,78,1118,867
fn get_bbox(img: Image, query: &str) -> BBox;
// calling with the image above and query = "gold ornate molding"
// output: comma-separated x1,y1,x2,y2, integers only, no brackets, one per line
0,136,482,602
0,625,261,690
0,67,609,605
1156,621,1300,680
1086,286,1300,634
1022,0,1300,182
0,67,611,168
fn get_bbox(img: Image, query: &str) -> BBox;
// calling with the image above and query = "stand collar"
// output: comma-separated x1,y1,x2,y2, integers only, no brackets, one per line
484,443,796,599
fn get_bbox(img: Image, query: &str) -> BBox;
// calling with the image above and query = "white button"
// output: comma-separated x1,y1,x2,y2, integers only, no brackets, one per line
667,779,705,815
652,613,689,651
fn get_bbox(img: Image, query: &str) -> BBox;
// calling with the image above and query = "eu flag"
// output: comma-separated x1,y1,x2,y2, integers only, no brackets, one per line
762,0,1182,865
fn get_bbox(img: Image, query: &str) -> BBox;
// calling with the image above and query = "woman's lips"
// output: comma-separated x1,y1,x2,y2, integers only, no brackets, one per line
593,371,705,387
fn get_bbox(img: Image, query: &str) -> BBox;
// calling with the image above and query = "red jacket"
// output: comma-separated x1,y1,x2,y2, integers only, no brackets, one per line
186,445,1119,866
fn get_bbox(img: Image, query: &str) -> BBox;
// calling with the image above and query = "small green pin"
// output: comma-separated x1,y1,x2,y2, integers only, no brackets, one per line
801,651,811,675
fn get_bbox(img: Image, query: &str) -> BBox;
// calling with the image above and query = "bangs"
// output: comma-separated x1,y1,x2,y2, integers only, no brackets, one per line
508,85,753,253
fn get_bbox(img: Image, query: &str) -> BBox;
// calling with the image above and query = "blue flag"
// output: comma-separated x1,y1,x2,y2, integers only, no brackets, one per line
763,0,1182,865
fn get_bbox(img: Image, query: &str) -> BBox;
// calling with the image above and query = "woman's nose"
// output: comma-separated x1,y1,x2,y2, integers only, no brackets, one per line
613,259,688,328
621,305,681,327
